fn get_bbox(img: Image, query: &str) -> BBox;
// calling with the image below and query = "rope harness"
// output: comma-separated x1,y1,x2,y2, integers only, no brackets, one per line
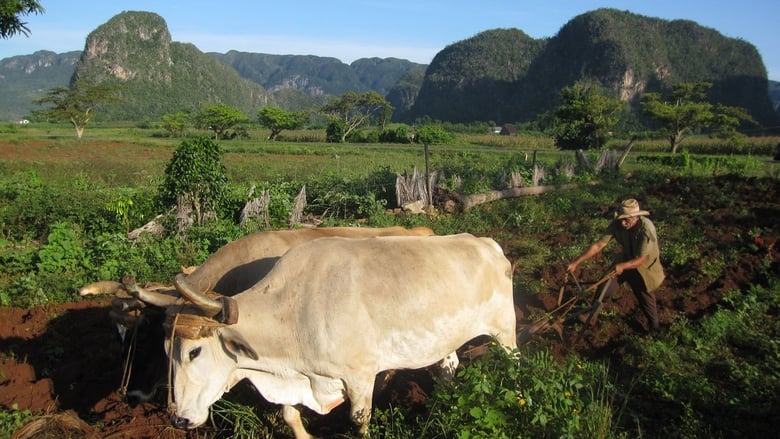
118,321,139,399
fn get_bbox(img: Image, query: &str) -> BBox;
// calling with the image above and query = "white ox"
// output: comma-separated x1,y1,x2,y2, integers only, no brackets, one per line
80,226,434,404
153,233,518,438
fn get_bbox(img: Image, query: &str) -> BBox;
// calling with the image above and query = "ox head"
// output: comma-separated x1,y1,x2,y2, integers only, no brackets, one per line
127,273,248,431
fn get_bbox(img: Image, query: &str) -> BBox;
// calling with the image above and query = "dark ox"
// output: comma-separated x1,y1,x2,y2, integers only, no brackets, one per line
78,226,434,405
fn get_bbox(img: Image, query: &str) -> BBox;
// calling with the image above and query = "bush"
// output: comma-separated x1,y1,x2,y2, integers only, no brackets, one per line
380,125,411,144
326,120,346,143
415,124,455,145
158,136,229,225
423,345,621,439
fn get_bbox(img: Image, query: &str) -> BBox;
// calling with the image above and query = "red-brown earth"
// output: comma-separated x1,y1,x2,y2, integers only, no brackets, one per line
1,173,777,438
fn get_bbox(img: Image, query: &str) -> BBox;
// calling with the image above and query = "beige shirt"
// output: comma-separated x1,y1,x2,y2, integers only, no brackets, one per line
599,216,665,292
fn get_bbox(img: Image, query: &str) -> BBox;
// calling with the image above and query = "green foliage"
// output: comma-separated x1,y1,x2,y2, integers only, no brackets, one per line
0,0,44,38
158,136,229,224
379,125,411,143
321,91,392,142
325,119,346,143
0,221,93,306
0,404,34,439
641,82,756,154
414,124,454,145
0,235,37,306
196,103,250,141
551,83,622,150
256,106,308,141
622,281,780,438
160,111,190,137
32,79,123,139
209,398,278,439
306,171,392,221
636,151,761,175
346,128,380,143
425,345,620,439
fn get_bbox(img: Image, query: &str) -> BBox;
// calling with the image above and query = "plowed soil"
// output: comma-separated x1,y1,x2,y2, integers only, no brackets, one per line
1,173,778,438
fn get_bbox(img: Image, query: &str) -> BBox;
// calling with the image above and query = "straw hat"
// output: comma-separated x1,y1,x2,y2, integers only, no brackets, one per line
614,198,650,219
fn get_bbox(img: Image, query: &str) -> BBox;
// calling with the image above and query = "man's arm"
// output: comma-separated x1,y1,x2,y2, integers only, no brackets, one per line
614,254,648,275
567,240,608,273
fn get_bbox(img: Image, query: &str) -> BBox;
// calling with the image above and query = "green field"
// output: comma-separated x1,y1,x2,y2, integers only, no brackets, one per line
0,124,778,438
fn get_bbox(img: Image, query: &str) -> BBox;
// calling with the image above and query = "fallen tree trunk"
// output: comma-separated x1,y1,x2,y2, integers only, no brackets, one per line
457,183,582,211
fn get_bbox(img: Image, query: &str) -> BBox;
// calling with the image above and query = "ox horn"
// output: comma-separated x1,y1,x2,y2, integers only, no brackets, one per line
173,273,224,317
173,273,239,324
78,280,123,297
122,275,179,308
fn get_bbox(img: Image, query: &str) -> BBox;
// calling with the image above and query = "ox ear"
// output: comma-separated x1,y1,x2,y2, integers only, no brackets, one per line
219,331,259,361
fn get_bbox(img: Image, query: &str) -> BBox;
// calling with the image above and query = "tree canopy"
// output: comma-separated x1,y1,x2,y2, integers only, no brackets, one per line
0,0,44,38
641,82,755,154
160,111,190,138
257,106,308,141
550,83,623,150
195,103,249,141
320,91,392,142
33,80,123,139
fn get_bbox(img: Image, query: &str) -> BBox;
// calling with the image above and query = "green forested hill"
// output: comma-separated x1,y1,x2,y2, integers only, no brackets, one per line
210,51,362,97
72,11,268,120
407,8,778,128
385,66,427,122
409,28,545,124
350,57,425,96
0,51,81,121
2,8,777,128
209,52,425,110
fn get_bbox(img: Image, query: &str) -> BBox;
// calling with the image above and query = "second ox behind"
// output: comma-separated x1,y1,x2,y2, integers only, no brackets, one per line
132,232,518,438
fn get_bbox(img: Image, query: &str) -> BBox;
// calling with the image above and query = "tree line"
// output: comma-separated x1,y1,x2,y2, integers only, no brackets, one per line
31,76,754,154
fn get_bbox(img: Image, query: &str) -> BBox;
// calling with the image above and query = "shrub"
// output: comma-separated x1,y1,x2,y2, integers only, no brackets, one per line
158,136,229,225
425,345,621,439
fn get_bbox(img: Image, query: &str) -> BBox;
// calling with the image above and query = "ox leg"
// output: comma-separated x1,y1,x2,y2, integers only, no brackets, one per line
345,379,375,437
282,405,314,439
437,351,459,382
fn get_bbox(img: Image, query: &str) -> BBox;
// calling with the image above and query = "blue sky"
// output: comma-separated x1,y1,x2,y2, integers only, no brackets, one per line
3,1,778,81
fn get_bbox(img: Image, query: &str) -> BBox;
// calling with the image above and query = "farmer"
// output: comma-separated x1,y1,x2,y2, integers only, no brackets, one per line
566,198,665,332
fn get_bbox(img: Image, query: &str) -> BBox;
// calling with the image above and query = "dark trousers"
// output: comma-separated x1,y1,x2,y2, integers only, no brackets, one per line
599,270,659,330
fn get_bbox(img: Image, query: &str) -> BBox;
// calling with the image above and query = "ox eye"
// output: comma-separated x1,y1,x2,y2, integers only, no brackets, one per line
189,347,201,362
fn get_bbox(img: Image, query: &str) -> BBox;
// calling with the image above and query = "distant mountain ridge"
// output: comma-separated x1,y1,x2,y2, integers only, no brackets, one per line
0,50,80,121
209,51,424,97
0,11,426,121
1,9,778,129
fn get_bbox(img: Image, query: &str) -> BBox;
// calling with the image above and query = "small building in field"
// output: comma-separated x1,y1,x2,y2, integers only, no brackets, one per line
499,124,517,136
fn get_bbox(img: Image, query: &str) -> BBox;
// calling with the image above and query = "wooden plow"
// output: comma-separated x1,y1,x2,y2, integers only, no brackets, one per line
516,270,618,346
